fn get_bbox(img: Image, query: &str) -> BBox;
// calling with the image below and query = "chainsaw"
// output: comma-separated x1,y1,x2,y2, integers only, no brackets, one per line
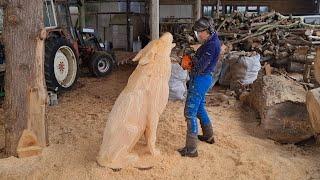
180,46,196,71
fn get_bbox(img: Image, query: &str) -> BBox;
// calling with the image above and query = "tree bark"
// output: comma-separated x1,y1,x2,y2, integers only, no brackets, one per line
244,74,313,143
3,0,47,157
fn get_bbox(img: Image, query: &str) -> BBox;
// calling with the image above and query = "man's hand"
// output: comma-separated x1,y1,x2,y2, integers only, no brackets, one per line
190,44,201,51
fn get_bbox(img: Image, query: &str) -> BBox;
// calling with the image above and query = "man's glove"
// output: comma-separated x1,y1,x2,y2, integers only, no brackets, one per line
181,54,193,70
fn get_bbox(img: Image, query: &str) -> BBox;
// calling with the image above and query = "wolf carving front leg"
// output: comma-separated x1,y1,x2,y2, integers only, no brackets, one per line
145,112,161,156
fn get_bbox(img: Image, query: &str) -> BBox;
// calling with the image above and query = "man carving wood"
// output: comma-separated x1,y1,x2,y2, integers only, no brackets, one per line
178,17,221,157
97,32,175,169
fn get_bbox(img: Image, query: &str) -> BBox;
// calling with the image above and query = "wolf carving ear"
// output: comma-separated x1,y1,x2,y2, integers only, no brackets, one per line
137,50,156,65
132,41,158,65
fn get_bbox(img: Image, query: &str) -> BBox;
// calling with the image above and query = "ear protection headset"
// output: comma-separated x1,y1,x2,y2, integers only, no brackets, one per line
193,16,216,34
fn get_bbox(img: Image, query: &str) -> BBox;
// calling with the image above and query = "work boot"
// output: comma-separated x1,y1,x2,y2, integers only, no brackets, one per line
198,123,215,144
178,133,198,157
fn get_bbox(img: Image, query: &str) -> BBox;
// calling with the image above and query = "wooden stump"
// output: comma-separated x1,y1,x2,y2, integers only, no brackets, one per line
3,0,47,157
306,88,320,135
245,74,313,143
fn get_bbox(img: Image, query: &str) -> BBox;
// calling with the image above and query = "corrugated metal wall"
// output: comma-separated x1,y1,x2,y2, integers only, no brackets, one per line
160,0,318,15
85,2,145,50
160,5,193,18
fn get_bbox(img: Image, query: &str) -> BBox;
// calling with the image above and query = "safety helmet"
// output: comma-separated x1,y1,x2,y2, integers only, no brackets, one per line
193,16,215,34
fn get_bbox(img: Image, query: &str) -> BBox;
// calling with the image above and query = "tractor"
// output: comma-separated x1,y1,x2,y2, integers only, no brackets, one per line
0,0,114,93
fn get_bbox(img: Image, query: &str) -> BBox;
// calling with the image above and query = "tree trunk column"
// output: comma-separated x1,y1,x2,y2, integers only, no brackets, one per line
3,0,47,157
194,0,201,20
150,0,159,40
216,0,221,18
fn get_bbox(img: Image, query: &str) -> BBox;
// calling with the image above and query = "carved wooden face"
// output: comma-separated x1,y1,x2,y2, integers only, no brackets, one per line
159,32,176,55
132,32,176,66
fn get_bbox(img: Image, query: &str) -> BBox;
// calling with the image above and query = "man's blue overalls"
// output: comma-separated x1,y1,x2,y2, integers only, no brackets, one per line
184,33,221,136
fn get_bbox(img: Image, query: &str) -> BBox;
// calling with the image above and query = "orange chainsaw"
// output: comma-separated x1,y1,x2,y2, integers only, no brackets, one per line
181,54,193,70
180,47,195,71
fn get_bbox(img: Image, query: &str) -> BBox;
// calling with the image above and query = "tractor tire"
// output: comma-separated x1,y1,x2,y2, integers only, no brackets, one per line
45,37,79,92
89,51,113,77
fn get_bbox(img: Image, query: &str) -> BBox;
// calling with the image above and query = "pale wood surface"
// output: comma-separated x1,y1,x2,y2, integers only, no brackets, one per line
97,33,175,168
306,88,320,134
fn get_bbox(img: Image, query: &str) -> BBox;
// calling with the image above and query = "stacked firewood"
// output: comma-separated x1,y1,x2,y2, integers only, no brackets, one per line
215,11,320,85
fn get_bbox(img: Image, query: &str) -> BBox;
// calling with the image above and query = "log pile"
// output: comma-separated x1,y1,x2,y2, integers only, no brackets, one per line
217,11,320,85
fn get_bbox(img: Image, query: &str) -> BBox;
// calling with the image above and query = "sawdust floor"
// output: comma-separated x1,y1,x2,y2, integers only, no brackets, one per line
0,64,320,180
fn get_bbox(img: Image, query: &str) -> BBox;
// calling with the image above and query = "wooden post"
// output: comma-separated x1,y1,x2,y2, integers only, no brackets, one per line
126,0,131,51
3,0,47,157
79,0,86,29
194,0,201,20
216,0,221,18
95,13,99,34
144,0,148,34
150,0,159,40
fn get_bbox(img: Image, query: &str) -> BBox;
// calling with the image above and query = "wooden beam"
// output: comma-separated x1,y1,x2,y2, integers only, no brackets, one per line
216,0,221,18
150,0,159,40
194,0,201,20
126,0,131,51
3,0,47,157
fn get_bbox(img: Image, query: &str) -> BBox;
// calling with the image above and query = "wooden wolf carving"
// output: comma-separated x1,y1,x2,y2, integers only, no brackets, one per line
97,33,175,168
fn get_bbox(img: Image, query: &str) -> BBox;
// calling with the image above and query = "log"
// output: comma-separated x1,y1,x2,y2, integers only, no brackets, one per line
286,61,305,73
306,88,320,135
3,0,47,157
245,74,312,143
290,54,315,64
250,11,276,23
264,63,272,76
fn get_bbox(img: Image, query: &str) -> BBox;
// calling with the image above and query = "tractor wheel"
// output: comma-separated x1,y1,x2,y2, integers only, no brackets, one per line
89,51,113,77
45,37,79,92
